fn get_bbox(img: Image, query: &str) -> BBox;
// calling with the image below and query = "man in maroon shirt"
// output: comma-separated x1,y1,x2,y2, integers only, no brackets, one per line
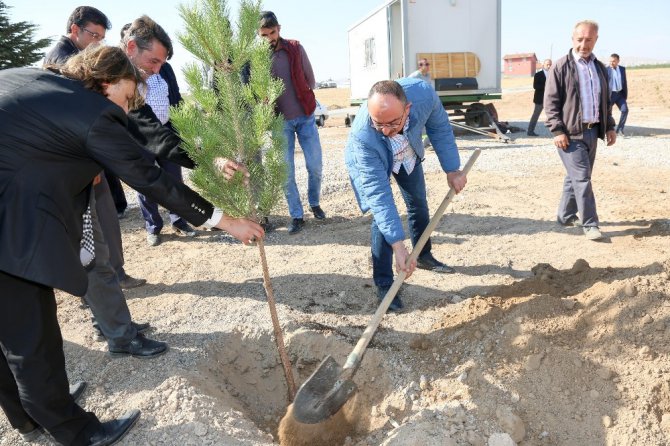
259,11,326,235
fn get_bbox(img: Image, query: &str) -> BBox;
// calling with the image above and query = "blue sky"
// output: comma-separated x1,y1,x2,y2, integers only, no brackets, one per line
6,0,670,85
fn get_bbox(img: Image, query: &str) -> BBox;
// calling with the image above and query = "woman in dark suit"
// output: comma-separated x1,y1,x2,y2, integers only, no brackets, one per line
0,46,263,446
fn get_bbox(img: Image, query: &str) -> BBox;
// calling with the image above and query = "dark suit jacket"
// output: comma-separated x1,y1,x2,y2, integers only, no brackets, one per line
532,70,547,105
43,36,79,66
607,65,628,100
0,68,213,296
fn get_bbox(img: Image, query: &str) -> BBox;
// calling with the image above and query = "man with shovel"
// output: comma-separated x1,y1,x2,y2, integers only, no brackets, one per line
345,79,467,311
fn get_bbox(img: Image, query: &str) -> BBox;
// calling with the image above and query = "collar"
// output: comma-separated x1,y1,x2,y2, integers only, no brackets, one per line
571,49,596,64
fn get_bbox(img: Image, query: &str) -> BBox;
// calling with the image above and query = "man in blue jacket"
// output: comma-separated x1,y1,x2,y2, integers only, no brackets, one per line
345,79,467,311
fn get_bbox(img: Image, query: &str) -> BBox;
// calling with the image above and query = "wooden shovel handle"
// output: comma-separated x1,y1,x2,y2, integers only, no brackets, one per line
342,149,481,372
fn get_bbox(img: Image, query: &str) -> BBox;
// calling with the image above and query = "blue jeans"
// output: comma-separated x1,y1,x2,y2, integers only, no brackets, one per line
371,162,432,288
283,114,323,219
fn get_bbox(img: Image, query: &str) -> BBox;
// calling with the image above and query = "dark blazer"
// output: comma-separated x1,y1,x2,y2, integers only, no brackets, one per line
43,36,79,66
532,70,547,104
0,68,213,296
606,65,628,100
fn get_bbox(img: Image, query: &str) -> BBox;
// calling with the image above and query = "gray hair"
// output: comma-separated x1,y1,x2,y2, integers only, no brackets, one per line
573,20,599,33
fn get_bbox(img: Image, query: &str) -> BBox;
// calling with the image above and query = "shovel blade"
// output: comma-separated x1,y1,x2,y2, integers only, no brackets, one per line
292,355,358,424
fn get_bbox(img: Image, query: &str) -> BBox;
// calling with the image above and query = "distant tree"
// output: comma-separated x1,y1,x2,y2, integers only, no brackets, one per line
0,1,51,69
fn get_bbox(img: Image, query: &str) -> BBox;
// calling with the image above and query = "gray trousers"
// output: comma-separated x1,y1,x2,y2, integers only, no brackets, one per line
85,181,137,348
528,103,543,133
556,126,599,227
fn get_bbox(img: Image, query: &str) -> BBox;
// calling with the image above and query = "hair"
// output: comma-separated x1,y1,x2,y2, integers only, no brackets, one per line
58,45,144,109
259,10,279,28
418,57,429,66
573,20,599,33
66,6,111,33
611,53,620,60
120,23,131,40
122,15,173,60
368,80,408,105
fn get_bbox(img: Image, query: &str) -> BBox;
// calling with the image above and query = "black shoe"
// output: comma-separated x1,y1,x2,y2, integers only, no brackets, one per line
287,218,305,235
172,222,197,237
310,206,326,220
260,216,274,233
108,333,168,358
118,275,146,289
527,131,538,137
70,381,87,402
417,254,455,274
377,286,404,312
89,409,140,446
94,321,150,342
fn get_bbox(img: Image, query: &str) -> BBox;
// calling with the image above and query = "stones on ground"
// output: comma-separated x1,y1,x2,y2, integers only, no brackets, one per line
641,314,654,325
571,258,590,273
602,415,613,428
561,298,576,310
660,413,670,433
193,422,208,437
487,432,517,446
467,430,486,446
639,345,654,359
419,375,429,390
624,283,637,297
495,406,525,442
596,367,612,380
524,351,544,371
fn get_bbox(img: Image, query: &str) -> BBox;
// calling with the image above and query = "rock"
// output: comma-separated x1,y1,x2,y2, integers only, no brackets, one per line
561,298,576,310
524,352,544,371
639,345,654,360
467,430,486,446
641,314,654,325
602,415,613,428
596,367,612,380
661,413,670,432
488,432,517,446
510,392,520,403
495,406,525,442
193,422,208,437
419,375,429,390
452,294,464,304
624,283,637,297
571,258,590,273
589,389,599,399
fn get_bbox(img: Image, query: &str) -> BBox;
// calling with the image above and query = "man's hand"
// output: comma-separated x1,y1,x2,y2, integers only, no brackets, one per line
214,215,264,245
92,173,102,186
446,170,467,194
606,130,617,146
392,241,416,279
214,158,250,185
554,134,570,150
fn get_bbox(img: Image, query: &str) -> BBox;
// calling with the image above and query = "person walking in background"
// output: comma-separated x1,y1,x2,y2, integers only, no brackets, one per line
544,20,616,241
258,10,326,235
345,79,467,312
607,53,629,136
409,57,432,87
527,58,552,136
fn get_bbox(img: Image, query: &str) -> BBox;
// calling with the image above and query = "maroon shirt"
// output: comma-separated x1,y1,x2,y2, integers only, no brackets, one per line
271,41,316,120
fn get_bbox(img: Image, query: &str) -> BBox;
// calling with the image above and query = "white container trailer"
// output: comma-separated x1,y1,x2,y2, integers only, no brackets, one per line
347,0,507,140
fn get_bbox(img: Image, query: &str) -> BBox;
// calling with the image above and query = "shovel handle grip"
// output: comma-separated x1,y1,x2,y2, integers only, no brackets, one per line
343,149,481,372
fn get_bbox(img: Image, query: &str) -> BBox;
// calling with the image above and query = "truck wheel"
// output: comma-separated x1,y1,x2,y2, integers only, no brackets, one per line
464,103,491,128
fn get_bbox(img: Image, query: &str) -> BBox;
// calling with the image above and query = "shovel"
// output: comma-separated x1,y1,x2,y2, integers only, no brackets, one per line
291,149,481,424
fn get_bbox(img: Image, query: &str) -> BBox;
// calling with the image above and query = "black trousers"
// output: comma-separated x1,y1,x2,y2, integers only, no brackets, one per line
0,271,101,445
104,168,127,214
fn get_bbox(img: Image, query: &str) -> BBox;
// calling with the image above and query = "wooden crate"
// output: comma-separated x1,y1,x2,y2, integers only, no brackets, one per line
416,52,481,78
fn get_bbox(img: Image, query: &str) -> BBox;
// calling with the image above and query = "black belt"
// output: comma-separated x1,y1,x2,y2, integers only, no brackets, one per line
583,122,599,129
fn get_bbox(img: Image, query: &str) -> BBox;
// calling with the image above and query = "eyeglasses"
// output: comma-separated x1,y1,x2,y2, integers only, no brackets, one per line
81,27,104,41
419,62,430,67
370,110,406,131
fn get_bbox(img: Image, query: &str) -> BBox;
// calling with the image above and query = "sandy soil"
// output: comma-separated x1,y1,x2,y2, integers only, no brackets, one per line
2,68,669,446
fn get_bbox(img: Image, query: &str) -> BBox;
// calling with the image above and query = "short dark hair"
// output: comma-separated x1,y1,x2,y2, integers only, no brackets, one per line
368,80,408,105
610,53,620,60
120,23,131,40
123,15,173,60
66,6,111,33
259,11,279,28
